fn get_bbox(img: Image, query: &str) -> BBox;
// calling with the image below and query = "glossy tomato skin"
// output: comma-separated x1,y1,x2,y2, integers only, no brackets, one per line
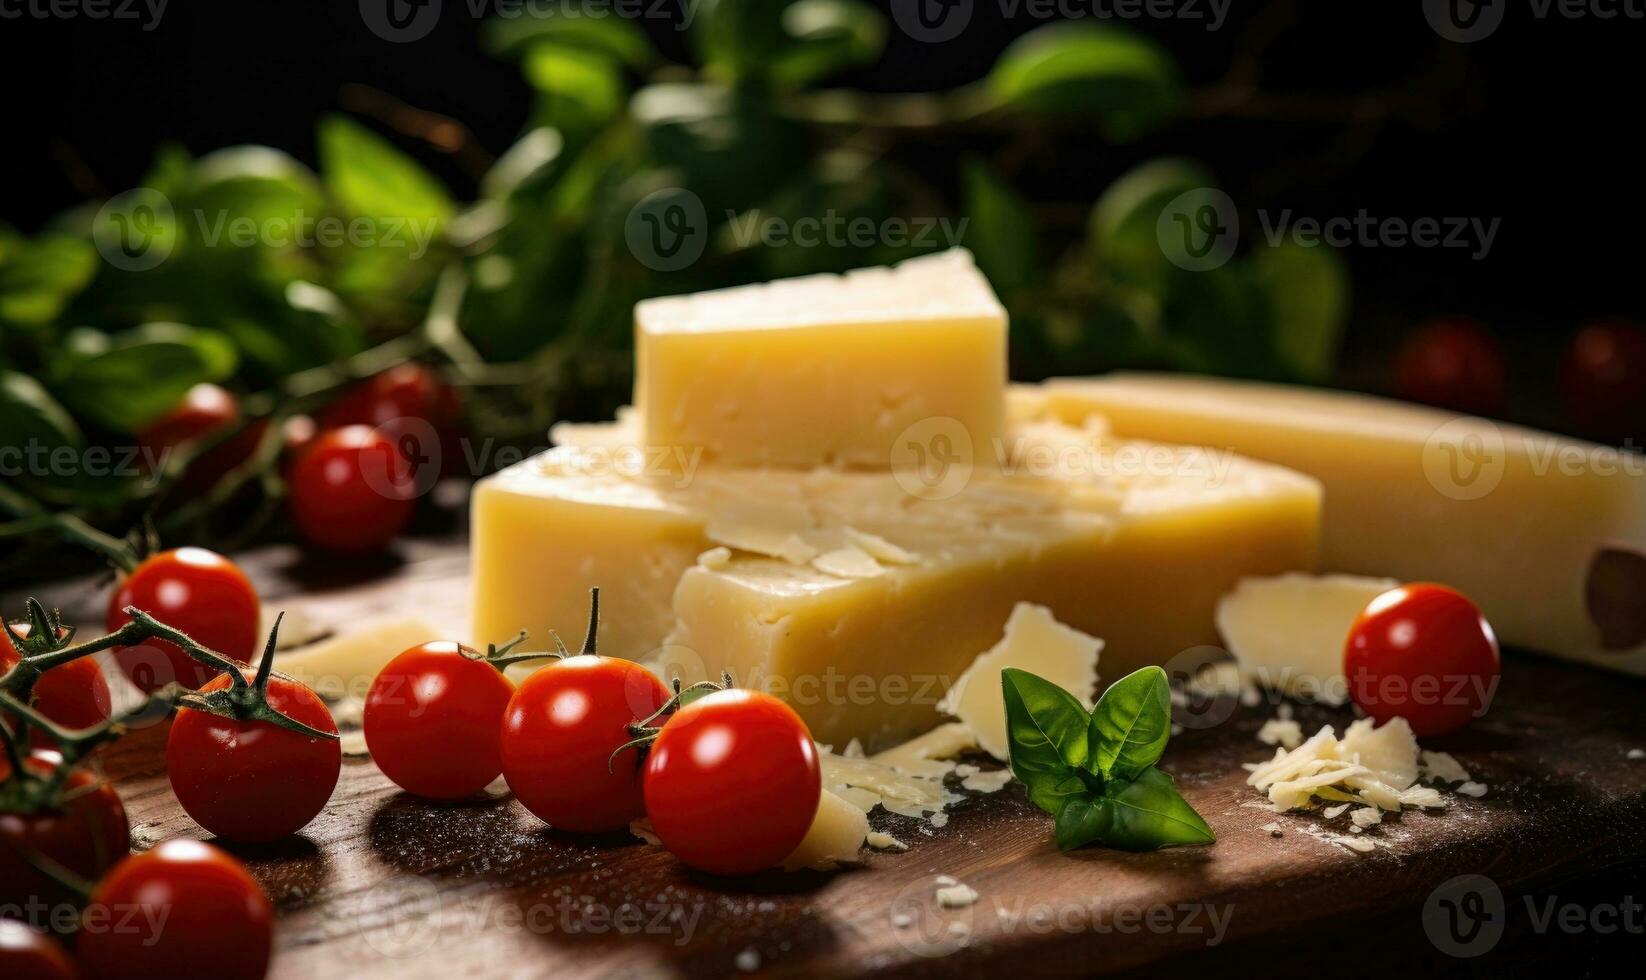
78,839,272,980
0,751,129,907
136,383,262,497
166,668,340,842
106,547,260,692
320,363,464,478
1560,317,1646,441
500,657,671,833
0,919,76,980
643,690,820,875
1345,583,1501,737
1,623,111,741
287,425,416,554
364,642,516,799
1394,316,1507,416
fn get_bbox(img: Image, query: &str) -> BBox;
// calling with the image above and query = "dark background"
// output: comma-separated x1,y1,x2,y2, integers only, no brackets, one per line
4,0,1638,429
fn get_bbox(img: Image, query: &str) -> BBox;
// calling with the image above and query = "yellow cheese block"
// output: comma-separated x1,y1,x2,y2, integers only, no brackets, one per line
1040,373,1646,673
634,249,1006,467
472,417,1320,746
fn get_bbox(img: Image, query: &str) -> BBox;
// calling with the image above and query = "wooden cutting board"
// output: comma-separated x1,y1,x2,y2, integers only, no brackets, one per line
9,535,1646,978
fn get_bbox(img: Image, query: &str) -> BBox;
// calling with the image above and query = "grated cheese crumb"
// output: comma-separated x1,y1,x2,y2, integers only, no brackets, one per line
866,831,909,852
1258,717,1304,749
1455,781,1489,798
936,882,980,909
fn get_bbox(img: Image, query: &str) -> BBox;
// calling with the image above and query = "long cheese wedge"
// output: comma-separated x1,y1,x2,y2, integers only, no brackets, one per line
1040,373,1646,673
471,417,1320,746
634,249,1006,467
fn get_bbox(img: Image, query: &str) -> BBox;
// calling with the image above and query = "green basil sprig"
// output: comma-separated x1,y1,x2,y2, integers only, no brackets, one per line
1003,665,1214,852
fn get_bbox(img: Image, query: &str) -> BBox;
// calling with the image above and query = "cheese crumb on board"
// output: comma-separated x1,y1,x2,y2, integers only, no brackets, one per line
938,603,1103,761
1247,717,1435,815
1455,781,1489,798
1350,806,1382,828
1322,803,1351,819
1258,717,1304,749
1627,748,1644,760
866,832,909,852
935,881,980,909
782,789,870,871
629,818,663,846
960,769,1014,793
735,948,761,972
1215,573,1398,706
274,617,443,700
1260,822,1284,837
1419,750,1472,784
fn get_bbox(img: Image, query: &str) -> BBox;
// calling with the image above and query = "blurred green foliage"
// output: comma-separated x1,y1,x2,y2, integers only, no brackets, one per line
0,1,1347,563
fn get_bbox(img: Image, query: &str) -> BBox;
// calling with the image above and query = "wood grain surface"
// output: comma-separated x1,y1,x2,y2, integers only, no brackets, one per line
8,536,1646,979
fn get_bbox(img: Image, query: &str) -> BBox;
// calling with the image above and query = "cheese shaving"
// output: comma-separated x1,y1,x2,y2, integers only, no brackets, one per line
1257,717,1303,749
812,546,886,579
1419,750,1472,784
1246,717,1439,818
843,527,918,565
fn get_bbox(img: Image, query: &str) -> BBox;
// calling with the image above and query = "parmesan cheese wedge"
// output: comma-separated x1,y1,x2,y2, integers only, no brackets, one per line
781,789,870,871
1216,574,1398,705
274,617,443,700
938,603,1103,761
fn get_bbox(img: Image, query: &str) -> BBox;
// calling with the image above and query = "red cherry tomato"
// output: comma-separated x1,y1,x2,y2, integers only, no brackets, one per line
107,547,260,692
500,657,671,833
166,668,340,842
1,622,111,742
1560,317,1646,441
0,919,76,980
364,642,516,799
0,750,129,907
642,689,820,875
1344,583,1500,737
1394,316,1507,416
77,839,272,980
137,383,264,497
287,425,416,553
320,363,464,477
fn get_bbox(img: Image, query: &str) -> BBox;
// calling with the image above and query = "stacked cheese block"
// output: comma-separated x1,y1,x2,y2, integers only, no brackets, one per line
471,251,1321,746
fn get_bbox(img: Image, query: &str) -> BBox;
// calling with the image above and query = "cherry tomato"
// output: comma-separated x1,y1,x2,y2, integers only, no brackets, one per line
137,383,264,497
1560,317,1646,441
166,667,340,842
0,919,76,980
0,750,129,907
1344,583,1500,737
107,547,260,692
320,363,464,477
77,839,271,980
1,622,110,742
365,642,516,799
1394,316,1507,416
287,425,416,554
642,689,820,875
500,657,671,833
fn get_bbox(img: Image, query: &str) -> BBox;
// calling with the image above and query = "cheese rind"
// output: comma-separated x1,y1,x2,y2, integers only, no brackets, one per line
635,249,1007,467
1042,374,1646,673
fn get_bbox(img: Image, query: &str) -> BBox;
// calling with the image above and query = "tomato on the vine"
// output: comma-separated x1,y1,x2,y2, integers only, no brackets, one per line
107,547,260,692
501,656,671,833
1,622,111,739
77,839,272,980
137,383,264,496
642,689,820,875
0,750,129,907
365,641,517,799
166,666,340,842
0,919,76,980
1344,583,1500,737
320,363,461,435
287,425,416,553
1394,316,1507,416
1560,317,1646,440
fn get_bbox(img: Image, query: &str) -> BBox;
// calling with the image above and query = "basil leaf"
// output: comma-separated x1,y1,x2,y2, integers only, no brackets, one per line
0,370,83,451
1002,667,1093,815
52,323,238,432
318,115,455,230
986,22,1182,141
0,234,98,329
1089,665,1171,780
1097,767,1215,851
1255,239,1350,382
1053,796,1109,852
962,157,1038,298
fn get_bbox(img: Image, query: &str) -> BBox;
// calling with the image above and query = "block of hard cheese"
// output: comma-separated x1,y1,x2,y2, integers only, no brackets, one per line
634,249,1006,467
1040,373,1646,674
472,417,1320,746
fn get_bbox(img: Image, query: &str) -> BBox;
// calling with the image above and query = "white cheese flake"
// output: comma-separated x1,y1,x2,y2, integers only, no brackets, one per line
781,789,869,871
1216,574,1398,706
1257,717,1304,749
1322,803,1351,819
1349,806,1382,829
1627,748,1644,760
935,882,979,909
843,527,919,565
812,546,887,579
866,831,909,852
961,769,1015,793
1455,781,1489,798
1419,750,1472,784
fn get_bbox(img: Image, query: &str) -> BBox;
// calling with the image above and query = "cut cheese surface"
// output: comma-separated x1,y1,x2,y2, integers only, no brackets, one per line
938,603,1103,761
634,249,1006,467
1215,574,1398,705
472,414,1320,746
781,788,869,871
1041,373,1646,673
274,617,442,701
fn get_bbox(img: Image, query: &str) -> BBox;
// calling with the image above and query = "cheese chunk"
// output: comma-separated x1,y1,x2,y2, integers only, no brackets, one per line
1216,574,1398,705
1041,374,1646,673
634,249,1006,467
781,788,869,871
274,617,442,700
473,417,1319,745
